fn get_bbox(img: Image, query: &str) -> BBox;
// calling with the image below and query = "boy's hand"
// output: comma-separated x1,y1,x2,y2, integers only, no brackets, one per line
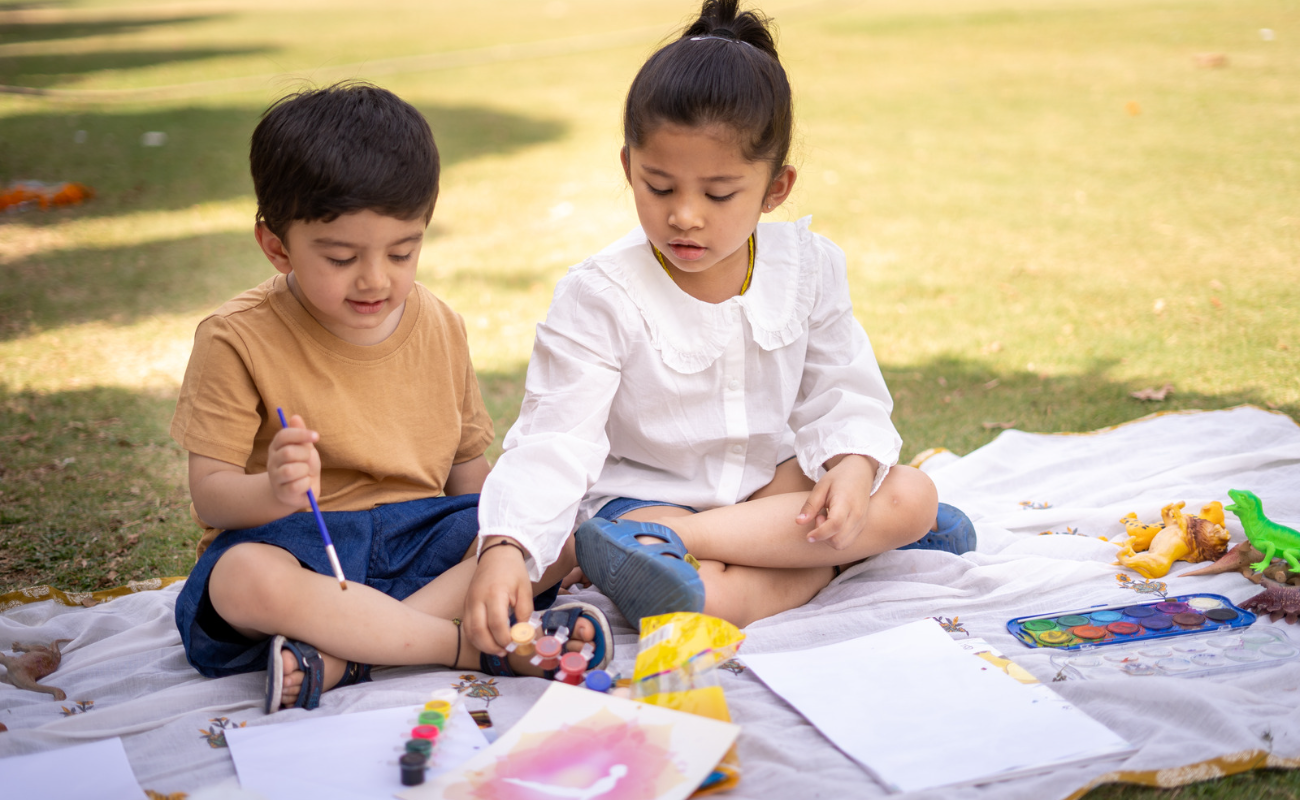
465,538,534,657
797,454,878,550
266,413,321,510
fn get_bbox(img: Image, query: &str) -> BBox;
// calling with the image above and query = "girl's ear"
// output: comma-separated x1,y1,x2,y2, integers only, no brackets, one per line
620,146,632,182
254,222,293,275
763,165,798,212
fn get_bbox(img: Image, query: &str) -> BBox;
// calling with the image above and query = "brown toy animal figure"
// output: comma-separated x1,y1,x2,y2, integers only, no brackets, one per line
1115,501,1231,579
1181,541,1300,586
0,640,72,700
1240,578,1300,625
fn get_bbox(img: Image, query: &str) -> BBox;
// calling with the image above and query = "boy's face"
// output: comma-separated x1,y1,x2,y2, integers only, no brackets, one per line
255,210,424,346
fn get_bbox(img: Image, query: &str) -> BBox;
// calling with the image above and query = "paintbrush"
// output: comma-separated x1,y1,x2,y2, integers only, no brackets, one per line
276,407,347,591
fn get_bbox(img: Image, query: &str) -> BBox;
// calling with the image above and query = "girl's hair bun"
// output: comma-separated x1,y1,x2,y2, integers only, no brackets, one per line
623,0,793,171
683,0,778,59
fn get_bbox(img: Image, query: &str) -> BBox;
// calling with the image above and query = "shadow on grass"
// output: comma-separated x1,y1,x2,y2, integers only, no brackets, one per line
0,10,221,48
0,47,272,88
0,102,566,220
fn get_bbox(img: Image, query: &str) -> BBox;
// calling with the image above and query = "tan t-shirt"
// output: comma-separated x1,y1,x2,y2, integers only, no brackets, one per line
171,275,493,555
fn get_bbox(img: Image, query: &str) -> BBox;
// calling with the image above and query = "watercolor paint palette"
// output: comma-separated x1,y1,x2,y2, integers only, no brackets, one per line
1007,593,1256,651
1049,626,1299,680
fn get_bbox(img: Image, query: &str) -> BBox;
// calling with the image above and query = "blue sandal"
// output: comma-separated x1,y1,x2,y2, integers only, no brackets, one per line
265,634,371,713
899,503,977,555
574,518,706,629
479,601,613,678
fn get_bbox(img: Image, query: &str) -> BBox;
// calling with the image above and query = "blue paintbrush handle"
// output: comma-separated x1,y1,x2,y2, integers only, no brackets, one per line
276,407,346,588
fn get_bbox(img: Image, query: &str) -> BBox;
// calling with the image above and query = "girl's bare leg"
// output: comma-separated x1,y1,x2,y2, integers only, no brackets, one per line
664,465,937,569
209,536,588,707
615,461,937,628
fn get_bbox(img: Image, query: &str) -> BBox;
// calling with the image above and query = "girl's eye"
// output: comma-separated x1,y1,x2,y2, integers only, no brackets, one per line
647,184,671,196
707,193,737,202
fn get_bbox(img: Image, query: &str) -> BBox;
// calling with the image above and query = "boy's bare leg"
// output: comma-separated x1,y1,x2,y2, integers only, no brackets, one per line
209,537,588,707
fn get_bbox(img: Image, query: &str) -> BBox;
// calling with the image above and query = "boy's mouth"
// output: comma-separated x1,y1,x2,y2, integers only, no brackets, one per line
347,299,386,314
668,241,706,261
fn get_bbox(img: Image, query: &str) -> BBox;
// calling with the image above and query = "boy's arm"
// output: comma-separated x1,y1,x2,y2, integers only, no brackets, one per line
443,455,490,496
188,415,321,531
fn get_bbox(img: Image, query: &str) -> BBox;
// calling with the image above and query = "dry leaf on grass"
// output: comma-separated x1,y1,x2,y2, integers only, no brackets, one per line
1131,384,1174,401
982,421,1017,430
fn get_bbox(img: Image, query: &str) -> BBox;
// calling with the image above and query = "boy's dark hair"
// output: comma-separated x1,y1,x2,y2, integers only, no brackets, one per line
251,82,440,240
624,0,792,175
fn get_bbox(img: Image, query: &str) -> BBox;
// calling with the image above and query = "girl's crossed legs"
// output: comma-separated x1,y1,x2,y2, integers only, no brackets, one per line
615,462,938,627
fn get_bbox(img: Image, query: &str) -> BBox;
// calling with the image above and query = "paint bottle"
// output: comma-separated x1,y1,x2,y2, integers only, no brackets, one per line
508,621,538,657
531,635,563,670
418,710,447,730
584,669,613,693
557,652,588,685
411,724,440,742
405,738,434,759
400,752,428,786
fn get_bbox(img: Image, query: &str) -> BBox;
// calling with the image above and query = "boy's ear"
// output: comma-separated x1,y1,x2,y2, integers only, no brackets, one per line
619,146,632,182
254,222,293,275
763,165,797,212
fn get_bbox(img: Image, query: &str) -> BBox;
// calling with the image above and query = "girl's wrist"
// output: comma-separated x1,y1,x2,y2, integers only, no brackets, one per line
479,537,528,562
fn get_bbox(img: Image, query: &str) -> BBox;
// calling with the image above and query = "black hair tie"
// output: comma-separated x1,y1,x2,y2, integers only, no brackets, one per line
713,27,737,40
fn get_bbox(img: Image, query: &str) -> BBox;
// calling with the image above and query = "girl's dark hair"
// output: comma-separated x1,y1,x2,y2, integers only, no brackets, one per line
250,82,440,240
624,0,792,173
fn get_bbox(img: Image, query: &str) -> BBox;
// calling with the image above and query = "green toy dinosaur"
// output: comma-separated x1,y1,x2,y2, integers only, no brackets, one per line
1225,489,1300,574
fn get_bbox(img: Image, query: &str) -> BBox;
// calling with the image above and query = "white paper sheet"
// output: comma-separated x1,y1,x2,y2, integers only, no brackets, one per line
1,737,145,799
742,619,1133,793
226,702,488,800
399,681,741,800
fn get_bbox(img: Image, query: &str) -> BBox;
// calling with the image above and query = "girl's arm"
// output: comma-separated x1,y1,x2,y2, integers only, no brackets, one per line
788,234,902,547
789,233,902,483
467,272,626,653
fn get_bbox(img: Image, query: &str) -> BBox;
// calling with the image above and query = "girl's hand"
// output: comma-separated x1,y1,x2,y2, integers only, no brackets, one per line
266,414,321,510
465,539,534,657
797,454,879,550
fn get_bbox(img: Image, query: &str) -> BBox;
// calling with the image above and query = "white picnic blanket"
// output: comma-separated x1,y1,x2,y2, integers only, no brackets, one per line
2,406,1299,798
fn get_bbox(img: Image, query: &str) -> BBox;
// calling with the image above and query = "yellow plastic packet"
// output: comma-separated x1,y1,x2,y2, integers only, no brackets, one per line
632,613,745,795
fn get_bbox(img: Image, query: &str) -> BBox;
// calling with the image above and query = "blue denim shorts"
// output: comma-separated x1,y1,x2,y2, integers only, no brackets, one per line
174,494,559,679
594,497,698,521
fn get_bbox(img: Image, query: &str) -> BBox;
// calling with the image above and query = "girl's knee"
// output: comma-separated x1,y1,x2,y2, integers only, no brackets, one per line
879,465,939,530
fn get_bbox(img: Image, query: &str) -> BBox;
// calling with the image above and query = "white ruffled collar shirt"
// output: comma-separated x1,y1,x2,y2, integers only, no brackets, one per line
479,218,902,580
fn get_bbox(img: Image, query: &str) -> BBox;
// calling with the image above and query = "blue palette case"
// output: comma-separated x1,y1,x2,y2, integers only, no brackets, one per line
1007,593,1256,651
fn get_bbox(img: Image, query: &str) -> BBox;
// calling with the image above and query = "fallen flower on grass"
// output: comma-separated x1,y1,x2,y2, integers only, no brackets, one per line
1131,384,1174,401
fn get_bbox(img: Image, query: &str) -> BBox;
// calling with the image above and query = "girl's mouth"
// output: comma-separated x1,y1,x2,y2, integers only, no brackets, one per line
669,242,706,261
348,299,386,314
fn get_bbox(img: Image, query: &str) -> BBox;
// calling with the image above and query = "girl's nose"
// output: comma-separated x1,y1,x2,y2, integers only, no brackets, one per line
668,199,703,231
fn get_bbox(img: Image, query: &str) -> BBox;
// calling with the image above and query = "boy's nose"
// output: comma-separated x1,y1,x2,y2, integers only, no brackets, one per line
356,257,390,289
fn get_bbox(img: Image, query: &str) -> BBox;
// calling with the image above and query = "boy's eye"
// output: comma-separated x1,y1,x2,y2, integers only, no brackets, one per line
327,256,356,267
390,252,413,262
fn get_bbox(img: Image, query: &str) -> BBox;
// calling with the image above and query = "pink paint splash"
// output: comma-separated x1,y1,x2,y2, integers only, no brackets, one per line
447,709,685,800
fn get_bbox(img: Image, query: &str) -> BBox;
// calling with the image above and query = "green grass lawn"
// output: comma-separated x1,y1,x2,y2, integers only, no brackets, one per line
1,1,1298,796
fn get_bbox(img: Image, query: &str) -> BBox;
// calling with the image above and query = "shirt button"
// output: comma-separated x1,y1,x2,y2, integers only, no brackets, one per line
728,378,740,391
731,444,744,454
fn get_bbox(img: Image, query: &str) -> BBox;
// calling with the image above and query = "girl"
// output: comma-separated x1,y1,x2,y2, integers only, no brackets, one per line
466,0,973,657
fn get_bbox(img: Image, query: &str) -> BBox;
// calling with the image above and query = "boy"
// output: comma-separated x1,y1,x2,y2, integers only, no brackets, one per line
171,84,603,711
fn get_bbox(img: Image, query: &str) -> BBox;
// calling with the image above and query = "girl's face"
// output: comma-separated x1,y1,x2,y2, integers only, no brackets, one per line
622,123,795,301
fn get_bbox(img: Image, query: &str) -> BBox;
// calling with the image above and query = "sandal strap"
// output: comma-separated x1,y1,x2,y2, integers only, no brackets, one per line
336,661,372,688
280,639,325,710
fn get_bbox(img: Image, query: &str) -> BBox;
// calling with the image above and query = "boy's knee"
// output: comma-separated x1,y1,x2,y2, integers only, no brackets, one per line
208,542,297,626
